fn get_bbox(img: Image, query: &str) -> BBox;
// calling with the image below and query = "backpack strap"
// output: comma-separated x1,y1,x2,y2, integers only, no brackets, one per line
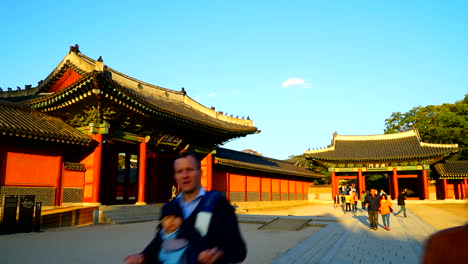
194,191,221,237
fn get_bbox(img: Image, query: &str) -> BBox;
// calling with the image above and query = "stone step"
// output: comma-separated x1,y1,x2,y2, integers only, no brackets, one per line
98,204,163,224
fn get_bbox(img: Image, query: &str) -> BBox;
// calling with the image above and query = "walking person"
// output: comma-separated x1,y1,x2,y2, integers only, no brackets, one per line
124,151,247,264
379,189,387,196
359,191,366,211
350,192,359,214
364,189,381,230
379,194,393,231
127,202,212,264
394,190,407,217
340,194,346,208
344,192,351,213
333,193,340,208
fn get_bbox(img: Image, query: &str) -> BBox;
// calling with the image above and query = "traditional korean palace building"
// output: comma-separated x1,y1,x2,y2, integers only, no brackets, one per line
305,130,464,200
432,161,468,199
0,45,322,208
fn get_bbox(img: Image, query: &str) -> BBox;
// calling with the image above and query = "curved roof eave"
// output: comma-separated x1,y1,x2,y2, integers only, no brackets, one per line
215,158,323,179
29,47,259,136
308,152,458,163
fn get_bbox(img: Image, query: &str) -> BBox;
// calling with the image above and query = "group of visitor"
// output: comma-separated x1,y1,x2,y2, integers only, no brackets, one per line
335,185,408,231
363,188,408,231
334,184,360,213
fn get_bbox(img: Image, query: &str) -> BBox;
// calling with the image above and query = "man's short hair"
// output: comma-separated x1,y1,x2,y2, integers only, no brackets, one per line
176,151,201,169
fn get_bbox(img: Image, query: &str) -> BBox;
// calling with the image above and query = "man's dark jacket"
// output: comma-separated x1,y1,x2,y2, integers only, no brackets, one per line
364,193,381,211
142,192,247,264
397,193,406,206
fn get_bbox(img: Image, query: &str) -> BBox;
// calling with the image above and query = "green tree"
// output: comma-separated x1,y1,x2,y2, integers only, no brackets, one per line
289,154,331,185
384,94,468,160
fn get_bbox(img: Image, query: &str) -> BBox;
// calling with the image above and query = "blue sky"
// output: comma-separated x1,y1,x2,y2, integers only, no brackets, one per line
1,1,467,160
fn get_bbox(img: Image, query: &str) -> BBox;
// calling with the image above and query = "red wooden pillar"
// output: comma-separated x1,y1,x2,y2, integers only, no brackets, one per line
331,171,337,198
205,153,213,191
464,179,468,199
356,169,363,194
295,182,298,200
92,133,103,204
270,178,273,201
259,177,262,201
279,180,282,201
303,182,306,200
136,140,147,205
391,168,398,200
361,170,366,193
54,155,64,206
244,175,248,202
443,179,447,199
458,180,464,200
226,173,231,201
421,169,429,200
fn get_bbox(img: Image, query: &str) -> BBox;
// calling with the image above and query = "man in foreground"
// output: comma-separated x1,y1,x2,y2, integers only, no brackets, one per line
124,151,247,264
364,189,381,230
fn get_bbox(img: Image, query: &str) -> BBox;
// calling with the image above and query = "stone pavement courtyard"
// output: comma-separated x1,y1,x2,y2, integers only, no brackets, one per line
0,201,466,264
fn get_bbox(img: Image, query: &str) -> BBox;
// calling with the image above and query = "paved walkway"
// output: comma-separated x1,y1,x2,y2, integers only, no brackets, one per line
268,208,434,264
241,201,467,264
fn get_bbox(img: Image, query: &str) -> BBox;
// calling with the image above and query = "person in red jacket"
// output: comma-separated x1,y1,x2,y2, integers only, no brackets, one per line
379,194,393,231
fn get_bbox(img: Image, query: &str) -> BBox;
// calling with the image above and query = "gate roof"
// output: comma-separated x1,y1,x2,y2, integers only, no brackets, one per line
305,130,458,162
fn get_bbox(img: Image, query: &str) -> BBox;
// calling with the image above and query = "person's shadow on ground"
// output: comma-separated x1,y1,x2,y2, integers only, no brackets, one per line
353,212,371,229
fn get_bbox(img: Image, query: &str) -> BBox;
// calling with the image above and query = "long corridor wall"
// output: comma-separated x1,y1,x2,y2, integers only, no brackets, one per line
209,170,311,202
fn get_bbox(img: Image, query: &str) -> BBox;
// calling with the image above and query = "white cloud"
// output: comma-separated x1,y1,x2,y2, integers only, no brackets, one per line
282,78,311,88
194,95,201,100
207,93,217,97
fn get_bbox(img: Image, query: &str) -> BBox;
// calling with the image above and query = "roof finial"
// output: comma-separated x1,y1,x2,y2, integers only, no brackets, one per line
69,44,80,54
181,87,186,95
97,56,103,62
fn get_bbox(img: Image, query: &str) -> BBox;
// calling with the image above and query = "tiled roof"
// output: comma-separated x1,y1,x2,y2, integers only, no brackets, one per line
305,130,458,162
7,46,258,140
433,161,468,178
0,100,93,146
214,147,323,178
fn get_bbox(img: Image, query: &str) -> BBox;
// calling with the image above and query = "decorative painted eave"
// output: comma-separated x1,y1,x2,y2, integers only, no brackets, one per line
433,161,468,179
26,71,258,137
0,100,94,146
16,45,259,138
214,148,323,179
304,129,459,162
64,162,87,172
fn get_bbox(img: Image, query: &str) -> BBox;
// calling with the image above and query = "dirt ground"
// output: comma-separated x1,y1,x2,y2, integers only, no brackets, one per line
406,203,468,230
